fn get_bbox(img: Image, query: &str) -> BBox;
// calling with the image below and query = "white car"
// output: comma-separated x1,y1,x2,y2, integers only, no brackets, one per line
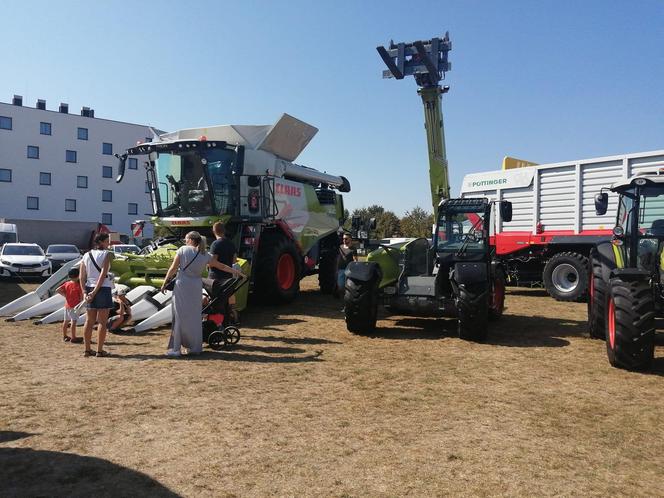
0,243,52,278
46,244,81,270
111,244,141,255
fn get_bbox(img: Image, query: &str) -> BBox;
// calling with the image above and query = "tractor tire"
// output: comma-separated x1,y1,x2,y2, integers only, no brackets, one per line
318,245,338,295
543,251,589,302
255,233,302,304
457,283,489,341
344,277,379,334
488,267,506,321
606,276,655,371
587,248,609,339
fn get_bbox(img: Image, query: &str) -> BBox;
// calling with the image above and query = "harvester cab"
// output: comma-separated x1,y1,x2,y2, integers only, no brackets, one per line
588,171,664,370
114,114,351,304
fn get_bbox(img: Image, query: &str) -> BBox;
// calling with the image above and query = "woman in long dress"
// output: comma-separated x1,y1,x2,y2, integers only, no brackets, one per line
160,231,243,357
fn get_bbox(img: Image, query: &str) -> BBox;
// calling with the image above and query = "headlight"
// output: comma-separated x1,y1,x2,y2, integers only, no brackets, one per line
0,259,12,266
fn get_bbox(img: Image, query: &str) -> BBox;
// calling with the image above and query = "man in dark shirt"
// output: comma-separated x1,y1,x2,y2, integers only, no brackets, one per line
209,221,238,322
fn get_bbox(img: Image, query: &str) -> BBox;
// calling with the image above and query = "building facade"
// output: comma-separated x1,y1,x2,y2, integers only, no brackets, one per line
0,95,158,248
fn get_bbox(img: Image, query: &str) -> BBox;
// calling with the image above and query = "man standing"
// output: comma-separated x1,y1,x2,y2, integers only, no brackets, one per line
336,232,357,298
209,221,239,323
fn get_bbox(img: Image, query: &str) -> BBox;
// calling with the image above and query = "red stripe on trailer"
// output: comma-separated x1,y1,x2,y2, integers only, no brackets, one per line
493,229,613,256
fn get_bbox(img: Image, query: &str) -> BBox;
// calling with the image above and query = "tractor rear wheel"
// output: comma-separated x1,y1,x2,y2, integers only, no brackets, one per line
255,233,302,304
344,278,379,334
606,277,655,370
543,251,589,302
488,268,506,321
457,283,489,341
588,248,608,339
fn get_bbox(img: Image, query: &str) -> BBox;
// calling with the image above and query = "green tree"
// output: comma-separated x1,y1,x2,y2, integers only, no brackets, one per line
350,205,401,239
400,206,434,238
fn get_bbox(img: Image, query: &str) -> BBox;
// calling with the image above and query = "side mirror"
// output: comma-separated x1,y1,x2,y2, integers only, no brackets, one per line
45,253,51,257
351,215,361,229
594,193,609,216
500,201,513,223
115,153,127,183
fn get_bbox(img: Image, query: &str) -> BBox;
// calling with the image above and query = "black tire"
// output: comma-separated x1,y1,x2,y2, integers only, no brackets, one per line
202,320,218,344
606,277,655,370
543,251,589,302
457,282,489,341
587,248,609,339
344,277,379,334
254,233,302,304
223,326,241,345
318,238,338,295
488,267,506,321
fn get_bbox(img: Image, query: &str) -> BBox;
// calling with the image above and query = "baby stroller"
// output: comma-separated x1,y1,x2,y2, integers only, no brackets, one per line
201,276,247,351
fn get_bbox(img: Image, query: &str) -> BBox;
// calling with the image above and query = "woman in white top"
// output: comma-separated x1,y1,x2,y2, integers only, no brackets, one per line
79,233,114,357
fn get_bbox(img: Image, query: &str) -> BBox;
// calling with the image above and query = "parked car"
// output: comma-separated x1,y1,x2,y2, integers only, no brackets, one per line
46,244,81,270
0,243,51,278
111,244,141,255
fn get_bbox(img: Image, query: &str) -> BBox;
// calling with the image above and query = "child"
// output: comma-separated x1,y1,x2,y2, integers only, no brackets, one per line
107,287,132,332
56,267,84,343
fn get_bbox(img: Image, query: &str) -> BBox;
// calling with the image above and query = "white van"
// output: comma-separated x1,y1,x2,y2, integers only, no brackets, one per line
0,223,18,246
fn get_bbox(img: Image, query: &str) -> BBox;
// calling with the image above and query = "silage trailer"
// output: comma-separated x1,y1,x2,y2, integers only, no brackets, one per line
460,149,664,301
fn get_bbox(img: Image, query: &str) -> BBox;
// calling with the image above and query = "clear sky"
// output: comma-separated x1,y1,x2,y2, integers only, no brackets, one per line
3,0,663,215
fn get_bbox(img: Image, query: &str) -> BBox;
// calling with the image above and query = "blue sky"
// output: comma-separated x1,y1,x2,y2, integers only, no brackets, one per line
3,0,664,215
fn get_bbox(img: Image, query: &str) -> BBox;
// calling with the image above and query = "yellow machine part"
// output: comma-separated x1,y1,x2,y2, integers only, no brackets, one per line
502,156,539,170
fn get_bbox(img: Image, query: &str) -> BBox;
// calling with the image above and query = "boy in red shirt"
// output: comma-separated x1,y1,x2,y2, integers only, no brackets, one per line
56,267,84,343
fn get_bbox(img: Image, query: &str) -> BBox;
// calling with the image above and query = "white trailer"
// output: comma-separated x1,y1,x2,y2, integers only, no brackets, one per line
460,149,664,300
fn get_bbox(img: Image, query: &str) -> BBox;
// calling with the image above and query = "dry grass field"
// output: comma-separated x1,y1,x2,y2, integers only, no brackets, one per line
1,276,664,497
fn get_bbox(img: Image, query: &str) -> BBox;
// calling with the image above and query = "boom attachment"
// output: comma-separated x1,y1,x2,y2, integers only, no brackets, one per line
377,33,452,215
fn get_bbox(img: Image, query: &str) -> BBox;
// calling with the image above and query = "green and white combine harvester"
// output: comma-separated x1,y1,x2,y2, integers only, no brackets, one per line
0,114,350,329
343,33,513,340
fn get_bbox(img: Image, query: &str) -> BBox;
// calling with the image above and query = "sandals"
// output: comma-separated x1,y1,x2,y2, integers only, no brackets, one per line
84,350,96,357
63,336,71,342
71,337,83,344
96,350,110,357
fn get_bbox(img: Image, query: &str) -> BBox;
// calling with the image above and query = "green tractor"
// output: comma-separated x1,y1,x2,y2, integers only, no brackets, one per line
588,171,664,370
344,198,512,340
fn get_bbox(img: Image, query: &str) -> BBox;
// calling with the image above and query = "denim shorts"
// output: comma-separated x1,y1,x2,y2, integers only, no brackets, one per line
85,287,113,309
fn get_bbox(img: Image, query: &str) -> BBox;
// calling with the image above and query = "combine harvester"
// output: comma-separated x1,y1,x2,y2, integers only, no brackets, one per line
1,114,351,332
460,149,664,301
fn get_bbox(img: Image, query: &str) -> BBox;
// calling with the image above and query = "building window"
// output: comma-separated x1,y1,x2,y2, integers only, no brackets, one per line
65,199,76,212
128,158,138,170
27,196,39,210
102,142,113,155
77,127,88,140
0,169,11,182
27,146,39,159
128,203,138,215
0,116,11,130
102,166,113,178
102,213,112,225
39,172,51,185
66,150,77,163
40,122,52,135
145,181,150,193
102,189,112,202
77,175,88,188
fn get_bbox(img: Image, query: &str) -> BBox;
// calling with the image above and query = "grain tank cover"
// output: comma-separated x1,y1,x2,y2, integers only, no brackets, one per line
158,113,318,162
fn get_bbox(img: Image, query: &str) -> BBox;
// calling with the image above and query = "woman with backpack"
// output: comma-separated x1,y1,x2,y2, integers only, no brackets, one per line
79,233,114,357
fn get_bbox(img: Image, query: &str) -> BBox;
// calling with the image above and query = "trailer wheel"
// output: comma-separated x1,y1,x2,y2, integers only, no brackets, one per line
587,248,609,339
255,233,302,304
457,283,489,341
543,252,588,302
488,268,506,321
606,277,655,370
318,240,338,295
344,277,379,334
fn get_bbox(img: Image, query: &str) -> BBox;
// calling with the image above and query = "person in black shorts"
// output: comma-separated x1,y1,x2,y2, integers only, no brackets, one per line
208,221,239,323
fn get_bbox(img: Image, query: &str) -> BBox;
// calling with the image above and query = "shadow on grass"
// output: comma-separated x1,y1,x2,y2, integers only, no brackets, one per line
505,287,549,298
0,432,180,497
242,334,342,346
0,280,31,307
117,348,323,364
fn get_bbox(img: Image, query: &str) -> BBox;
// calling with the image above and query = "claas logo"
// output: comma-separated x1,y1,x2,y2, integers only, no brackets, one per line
275,183,302,197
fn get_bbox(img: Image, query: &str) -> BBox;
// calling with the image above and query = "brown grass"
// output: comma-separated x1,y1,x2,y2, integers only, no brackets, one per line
1,277,664,497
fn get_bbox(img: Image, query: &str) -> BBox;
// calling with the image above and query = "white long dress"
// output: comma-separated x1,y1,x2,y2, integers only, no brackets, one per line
168,246,211,353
